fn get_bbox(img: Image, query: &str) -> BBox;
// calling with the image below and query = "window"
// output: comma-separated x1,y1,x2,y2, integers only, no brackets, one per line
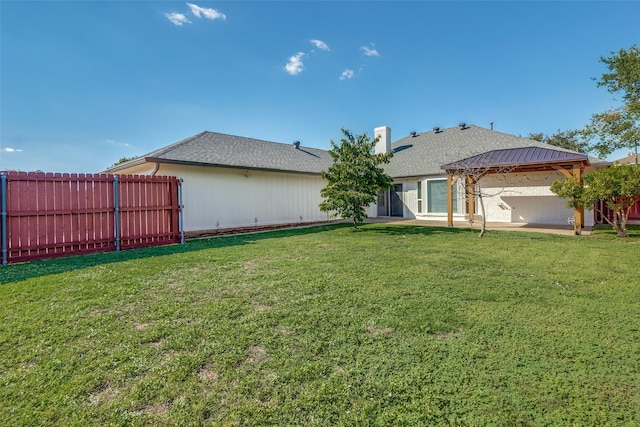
417,181,423,213
427,179,457,213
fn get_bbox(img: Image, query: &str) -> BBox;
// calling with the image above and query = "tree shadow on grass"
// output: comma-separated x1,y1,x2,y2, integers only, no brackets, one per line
0,223,353,284
589,224,640,240
358,222,475,237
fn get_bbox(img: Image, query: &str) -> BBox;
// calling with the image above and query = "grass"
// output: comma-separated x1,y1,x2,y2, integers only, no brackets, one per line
1,223,639,426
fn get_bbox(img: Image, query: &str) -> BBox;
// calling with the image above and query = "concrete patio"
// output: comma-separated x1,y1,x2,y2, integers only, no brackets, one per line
366,218,592,236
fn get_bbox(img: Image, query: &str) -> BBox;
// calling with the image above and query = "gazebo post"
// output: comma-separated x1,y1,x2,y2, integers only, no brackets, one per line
447,174,458,227
466,175,475,222
573,163,584,235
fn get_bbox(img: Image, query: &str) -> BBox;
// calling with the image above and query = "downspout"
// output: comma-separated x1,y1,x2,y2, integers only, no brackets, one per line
150,162,161,176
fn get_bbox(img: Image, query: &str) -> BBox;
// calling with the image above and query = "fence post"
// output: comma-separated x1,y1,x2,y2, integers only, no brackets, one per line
1,172,7,266
114,175,120,252
178,178,184,244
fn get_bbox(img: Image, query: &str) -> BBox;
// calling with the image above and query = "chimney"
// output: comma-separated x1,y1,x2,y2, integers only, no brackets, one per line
374,126,391,155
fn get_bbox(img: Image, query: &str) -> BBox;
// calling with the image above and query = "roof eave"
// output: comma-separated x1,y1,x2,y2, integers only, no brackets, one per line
145,157,325,176
102,156,148,173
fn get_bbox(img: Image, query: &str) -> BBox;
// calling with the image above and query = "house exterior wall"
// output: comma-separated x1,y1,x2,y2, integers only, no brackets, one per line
111,162,330,232
398,170,595,227
405,176,466,221
480,171,594,226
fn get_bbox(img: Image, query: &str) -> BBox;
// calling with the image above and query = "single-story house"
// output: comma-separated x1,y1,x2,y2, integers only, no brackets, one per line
106,124,607,233
372,124,607,232
105,131,334,233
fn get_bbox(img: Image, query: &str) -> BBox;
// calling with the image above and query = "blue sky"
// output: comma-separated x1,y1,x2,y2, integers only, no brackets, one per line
1,1,639,173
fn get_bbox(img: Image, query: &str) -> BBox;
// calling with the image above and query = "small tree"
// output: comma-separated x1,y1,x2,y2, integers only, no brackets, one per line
320,128,393,228
449,166,516,238
443,149,521,237
551,164,640,237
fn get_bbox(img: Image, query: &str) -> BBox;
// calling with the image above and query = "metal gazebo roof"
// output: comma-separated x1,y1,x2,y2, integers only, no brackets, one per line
440,146,589,172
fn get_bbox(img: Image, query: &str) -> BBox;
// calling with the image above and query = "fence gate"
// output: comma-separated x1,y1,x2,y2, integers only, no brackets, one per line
1,172,183,265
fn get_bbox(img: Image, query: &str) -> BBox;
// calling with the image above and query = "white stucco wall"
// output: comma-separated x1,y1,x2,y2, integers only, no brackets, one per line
112,162,330,232
480,171,594,226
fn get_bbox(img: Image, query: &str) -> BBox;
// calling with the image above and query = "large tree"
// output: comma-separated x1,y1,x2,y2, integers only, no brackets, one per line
528,129,589,153
551,164,640,237
583,45,640,158
320,128,393,228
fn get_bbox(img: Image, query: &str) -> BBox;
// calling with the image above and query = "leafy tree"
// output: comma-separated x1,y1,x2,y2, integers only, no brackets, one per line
527,129,589,153
108,156,137,169
551,164,640,237
320,128,393,228
583,45,640,158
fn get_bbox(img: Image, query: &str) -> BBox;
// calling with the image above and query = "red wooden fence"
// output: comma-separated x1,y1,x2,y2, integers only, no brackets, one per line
594,197,640,224
1,172,182,264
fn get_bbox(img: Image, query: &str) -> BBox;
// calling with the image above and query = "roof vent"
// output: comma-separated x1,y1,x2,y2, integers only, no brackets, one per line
433,126,441,134
293,141,300,149
459,122,468,130
410,131,417,137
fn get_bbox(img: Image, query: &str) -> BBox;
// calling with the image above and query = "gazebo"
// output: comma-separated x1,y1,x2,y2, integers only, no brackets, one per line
440,147,590,235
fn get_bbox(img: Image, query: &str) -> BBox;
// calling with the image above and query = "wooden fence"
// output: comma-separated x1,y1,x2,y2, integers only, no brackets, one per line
1,172,183,265
594,197,640,224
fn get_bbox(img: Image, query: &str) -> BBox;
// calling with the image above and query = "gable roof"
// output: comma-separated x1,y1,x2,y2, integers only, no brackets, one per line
613,153,640,165
384,124,594,178
441,146,589,171
106,131,334,175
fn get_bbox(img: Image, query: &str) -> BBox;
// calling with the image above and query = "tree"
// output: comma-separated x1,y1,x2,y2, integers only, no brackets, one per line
108,156,137,169
551,164,640,237
582,45,640,158
527,129,589,153
319,128,393,228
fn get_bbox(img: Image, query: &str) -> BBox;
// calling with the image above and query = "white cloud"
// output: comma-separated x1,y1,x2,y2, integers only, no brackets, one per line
361,45,380,57
339,69,355,80
165,12,191,26
187,3,226,21
2,147,23,153
310,39,330,51
106,139,132,148
285,52,305,76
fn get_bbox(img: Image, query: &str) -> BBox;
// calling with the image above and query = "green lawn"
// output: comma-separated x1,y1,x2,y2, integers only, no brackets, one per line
1,223,639,426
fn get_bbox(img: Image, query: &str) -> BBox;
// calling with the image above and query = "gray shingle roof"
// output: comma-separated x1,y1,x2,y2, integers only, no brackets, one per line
109,131,334,175
385,124,587,178
107,126,605,177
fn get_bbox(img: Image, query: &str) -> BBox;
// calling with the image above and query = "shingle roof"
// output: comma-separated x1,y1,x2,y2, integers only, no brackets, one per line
384,124,589,178
613,153,640,165
108,131,334,175
440,146,589,171
107,126,605,177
